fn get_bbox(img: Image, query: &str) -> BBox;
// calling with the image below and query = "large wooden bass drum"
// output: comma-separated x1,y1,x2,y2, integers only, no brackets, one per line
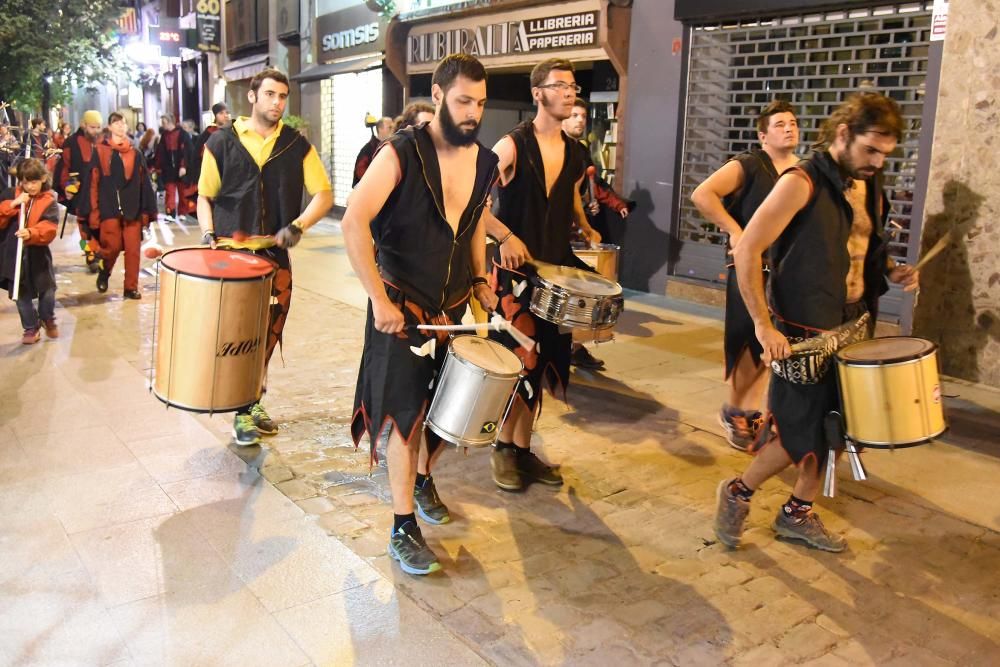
152,248,275,413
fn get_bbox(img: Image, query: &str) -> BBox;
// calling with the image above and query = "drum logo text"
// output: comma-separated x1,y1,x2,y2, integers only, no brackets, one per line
218,338,261,357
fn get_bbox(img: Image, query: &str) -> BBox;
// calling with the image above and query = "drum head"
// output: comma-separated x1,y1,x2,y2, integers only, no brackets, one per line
161,248,275,280
535,263,622,296
451,336,522,374
837,336,936,365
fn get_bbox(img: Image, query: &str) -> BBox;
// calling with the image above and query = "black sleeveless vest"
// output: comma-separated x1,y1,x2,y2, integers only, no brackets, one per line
769,150,890,330
497,121,584,265
205,124,311,238
724,148,779,231
371,124,499,313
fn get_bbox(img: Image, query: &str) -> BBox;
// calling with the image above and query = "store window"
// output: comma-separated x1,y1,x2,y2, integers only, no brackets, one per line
675,2,932,317
320,67,384,205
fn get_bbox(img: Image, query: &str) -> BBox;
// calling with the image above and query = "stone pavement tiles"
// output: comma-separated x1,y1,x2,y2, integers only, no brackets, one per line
0,224,485,666
245,283,1000,663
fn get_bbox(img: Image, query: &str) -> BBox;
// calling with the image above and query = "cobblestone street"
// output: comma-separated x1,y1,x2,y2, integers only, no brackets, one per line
3,219,1000,665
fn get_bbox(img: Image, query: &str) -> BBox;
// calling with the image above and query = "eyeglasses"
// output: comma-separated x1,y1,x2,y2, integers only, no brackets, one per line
535,82,582,94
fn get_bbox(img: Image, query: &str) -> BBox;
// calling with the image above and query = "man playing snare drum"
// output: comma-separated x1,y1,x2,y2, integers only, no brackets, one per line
483,58,602,493
715,93,919,552
343,54,499,576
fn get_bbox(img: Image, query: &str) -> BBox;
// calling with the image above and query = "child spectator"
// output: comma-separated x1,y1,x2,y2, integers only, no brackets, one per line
0,158,60,344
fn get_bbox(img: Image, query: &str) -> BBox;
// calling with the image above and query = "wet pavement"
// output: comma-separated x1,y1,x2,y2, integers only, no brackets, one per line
2,214,1000,665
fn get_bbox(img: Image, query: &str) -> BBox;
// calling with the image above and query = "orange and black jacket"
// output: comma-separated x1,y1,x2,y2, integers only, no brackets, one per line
79,138,158,228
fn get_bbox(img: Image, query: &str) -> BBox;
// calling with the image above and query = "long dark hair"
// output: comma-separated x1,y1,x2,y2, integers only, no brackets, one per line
812,92,904,150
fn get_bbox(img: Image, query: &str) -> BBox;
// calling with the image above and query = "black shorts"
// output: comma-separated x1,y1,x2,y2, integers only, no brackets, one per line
766,300,869,465
724,265,765,378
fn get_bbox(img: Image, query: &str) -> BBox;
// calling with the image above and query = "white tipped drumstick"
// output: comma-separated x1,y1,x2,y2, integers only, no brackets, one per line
11,202,25,300
491,313,537,351
913,232,951,272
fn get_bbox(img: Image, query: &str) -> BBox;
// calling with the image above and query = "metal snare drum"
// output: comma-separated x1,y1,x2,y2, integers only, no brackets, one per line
529,262,624,330
425,336,523,447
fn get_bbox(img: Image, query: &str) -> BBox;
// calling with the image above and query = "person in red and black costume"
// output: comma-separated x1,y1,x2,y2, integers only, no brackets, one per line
154,113,193,219
344,55,499,576
351,116,393,187
483,58,602,493
61,110,104,272
78,112,158,299
183,103,231,215
562,97,634,370
28,119,50,159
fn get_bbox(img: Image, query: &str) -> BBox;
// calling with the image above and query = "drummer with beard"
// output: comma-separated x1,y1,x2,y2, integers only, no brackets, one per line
344,54,499,576
483,58,602,492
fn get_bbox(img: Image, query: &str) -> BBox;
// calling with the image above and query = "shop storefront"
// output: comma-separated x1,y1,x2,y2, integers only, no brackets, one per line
659,0,936,323
399,0,632,189
293,4,392,207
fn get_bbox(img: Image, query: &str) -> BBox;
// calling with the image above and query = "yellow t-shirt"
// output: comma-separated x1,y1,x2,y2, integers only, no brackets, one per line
198,117,331,249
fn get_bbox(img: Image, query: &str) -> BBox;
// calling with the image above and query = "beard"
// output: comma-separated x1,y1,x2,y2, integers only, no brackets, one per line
540,93,572,121
439,101,479,147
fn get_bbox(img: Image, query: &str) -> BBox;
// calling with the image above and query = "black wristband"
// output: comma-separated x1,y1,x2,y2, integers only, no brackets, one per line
471,276,489,288
498,231,513,245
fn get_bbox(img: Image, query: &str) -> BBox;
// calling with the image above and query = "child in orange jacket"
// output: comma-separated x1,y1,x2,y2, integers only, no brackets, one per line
0,159,60,344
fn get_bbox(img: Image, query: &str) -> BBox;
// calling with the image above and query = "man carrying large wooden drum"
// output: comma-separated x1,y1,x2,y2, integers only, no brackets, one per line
196,68,333,446
343,55,499,576
715,93,919,553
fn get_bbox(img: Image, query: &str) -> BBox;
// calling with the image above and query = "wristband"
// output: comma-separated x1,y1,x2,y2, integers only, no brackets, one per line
498,231,514,245
471,276,489,288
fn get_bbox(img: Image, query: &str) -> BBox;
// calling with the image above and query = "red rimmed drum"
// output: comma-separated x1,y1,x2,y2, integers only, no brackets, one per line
153,248,275,413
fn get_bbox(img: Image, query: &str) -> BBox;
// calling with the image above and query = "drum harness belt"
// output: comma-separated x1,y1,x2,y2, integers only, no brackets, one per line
769,308,870,385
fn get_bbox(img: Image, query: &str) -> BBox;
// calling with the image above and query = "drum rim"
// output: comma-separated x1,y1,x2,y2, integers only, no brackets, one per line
836,336,938,366
448,334,524,376
151,387,259,414
847,425,946,448
159,247,277,281
532,264,623,296
424,419,496,448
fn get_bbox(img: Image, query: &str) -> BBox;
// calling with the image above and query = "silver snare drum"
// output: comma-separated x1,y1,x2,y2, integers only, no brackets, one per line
529,262,624,330
425,336,523,447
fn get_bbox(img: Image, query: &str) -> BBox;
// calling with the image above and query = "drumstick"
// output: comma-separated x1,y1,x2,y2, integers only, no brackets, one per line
11,202,25,300
913,232,951,272
417,323,501,332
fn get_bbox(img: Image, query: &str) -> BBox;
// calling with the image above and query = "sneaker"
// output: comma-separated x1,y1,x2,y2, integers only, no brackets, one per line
491,447,523,491
123,289,142,300
232,413,261,446
249,402,278,435
414,477,451,525
96,269,110,293
517,450,563,486
718,405,760,451
714,479,751,548
772,509,846,553
21,328,41,345
570,344,605,370
388,521,442,575
41,319,59,339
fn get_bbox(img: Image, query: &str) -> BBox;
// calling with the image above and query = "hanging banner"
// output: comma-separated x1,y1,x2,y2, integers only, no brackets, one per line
196,0,222,52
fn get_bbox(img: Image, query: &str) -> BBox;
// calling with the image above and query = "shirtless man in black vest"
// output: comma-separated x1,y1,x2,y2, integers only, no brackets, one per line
344,55,499,576
484,58,602,492
692,100,800,451
715,93,918,553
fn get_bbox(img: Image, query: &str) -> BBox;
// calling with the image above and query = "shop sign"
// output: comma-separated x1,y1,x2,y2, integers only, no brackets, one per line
153,17,183,58
315,4,387,64
930,0,948,42
196,0,222,53
407,1,604,72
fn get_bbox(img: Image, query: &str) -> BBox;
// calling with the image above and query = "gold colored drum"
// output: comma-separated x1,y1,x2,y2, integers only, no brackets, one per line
835,336,946,448
153,248,275,413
